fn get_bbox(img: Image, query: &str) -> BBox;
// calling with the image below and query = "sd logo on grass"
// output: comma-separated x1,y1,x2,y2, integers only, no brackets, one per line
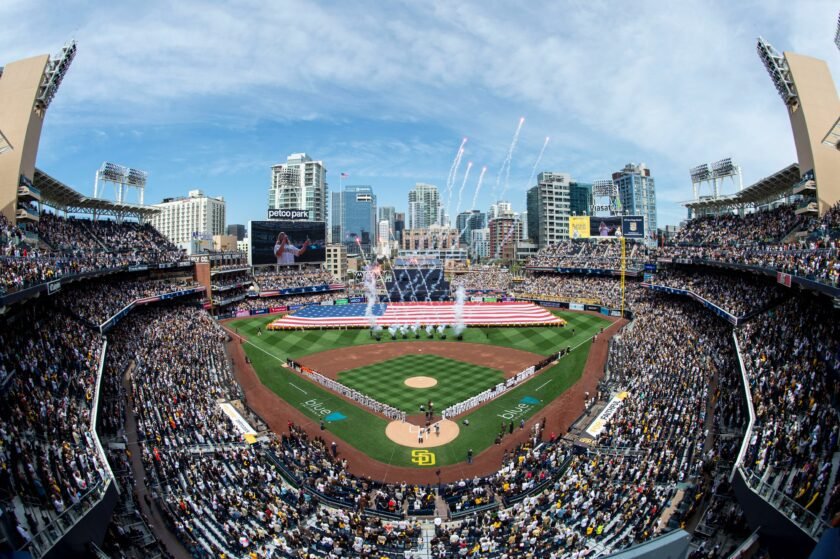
411,449,436,466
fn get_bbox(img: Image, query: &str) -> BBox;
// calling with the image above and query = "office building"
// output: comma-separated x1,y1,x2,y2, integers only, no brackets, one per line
408,183,440,229
151,189,226,246
526,172,573,249
325,243,347,281
455,210,486,244
488,215,521,260
331,185,377,253
226,224,246,241
613,163,656,238
569,182,593,216
378,206,396,233
269,153,327,222
401,225,459,251
471,228,490,259
394,212,405,243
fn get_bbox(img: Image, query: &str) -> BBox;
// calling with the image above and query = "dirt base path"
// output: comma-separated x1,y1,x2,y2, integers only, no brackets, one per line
296,341,542,379
224,316,626,484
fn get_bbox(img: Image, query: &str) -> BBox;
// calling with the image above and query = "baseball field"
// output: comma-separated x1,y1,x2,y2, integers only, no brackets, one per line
228,310,610,469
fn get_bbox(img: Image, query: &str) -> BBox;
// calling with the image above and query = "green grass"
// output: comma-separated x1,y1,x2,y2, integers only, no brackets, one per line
338,354,506,413
228,310,608,360
229,311,610,468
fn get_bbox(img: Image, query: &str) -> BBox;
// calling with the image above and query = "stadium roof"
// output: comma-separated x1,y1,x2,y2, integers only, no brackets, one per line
34,168,160,218
684,163,800,211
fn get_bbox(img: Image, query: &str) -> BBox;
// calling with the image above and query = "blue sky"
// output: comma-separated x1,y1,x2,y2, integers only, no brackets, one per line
2,0,838,229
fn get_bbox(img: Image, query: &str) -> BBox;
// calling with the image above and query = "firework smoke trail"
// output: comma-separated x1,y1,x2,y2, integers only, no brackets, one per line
446,146,466,220
470,166,488,212
493,117,525,200
445,138,468,220
524,136,550,189
454,161,473,218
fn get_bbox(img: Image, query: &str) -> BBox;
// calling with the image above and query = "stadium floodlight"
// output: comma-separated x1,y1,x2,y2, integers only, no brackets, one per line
689,164,712,182
756,37,798,106
712,158,737,178
835,11,840,52
126,168,148,187
0,129,12,155
592,180,616,198
35,40,77,110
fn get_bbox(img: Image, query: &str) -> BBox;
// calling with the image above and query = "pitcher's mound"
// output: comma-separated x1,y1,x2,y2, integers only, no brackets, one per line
385,419,459,448
404,376,438,388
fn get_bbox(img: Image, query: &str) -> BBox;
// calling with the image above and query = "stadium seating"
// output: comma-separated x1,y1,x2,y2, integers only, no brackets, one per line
385,268,451,301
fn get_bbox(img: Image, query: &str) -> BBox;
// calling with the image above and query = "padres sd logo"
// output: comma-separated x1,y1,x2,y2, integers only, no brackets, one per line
411,449,436,466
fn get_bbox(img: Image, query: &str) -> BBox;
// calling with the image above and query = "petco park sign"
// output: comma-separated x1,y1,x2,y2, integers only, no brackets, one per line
268,208,309,220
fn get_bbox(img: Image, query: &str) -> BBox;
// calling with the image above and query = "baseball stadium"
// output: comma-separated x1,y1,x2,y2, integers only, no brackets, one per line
1,11,840,559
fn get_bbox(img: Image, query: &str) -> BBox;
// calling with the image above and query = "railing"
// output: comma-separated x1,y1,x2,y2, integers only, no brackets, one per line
739,467,829,540
90,339,118,493
731,332,755,482
24,479,112,558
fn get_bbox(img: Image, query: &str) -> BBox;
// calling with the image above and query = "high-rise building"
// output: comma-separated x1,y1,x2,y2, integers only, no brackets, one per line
325,243,347,281
331,185,377,253
151,189,226,246
471,228,490,259
488,201,513,221
269,153,327,222
488,216,521,260
455,210,486,244
226,224,246,241
394,212,405,243
569,182,593,216
401,225,459,250
408,183,440,229
613,163,656,238
527,172,573,249
378,206,396,234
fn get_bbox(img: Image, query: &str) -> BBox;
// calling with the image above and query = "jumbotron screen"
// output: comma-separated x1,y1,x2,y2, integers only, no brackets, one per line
249,220,326,266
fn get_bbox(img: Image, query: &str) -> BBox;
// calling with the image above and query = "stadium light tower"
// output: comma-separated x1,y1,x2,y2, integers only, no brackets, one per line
689,158,742,201
94,161,148,205
835,11,840,53
35,41,77,111
757,37,798,107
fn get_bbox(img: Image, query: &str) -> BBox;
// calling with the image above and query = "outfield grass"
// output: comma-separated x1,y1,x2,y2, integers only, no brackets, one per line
338,354,506,413
228,310,608,360
230,311,610,467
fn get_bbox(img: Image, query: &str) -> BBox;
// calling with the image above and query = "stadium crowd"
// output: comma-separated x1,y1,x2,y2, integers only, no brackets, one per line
738,296,840,520
0,304,109,549
526,240,646,271
645,268,784,317
512,274,626,309
58,275,201,325
253,267,335,291
0,212,187,295
449,266,513,293
231,292,339,312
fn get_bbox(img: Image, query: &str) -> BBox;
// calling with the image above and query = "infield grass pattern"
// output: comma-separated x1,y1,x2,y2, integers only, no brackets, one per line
338,354,506,413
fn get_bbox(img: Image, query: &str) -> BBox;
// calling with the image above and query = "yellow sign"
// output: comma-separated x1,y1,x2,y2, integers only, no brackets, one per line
411,449,436,466
569,216,591,239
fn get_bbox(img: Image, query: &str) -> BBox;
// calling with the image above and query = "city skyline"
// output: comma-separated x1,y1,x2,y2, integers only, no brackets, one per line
2,1,837,231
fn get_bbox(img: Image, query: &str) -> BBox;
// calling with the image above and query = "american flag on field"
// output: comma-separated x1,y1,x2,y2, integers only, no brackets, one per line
268,302,564,329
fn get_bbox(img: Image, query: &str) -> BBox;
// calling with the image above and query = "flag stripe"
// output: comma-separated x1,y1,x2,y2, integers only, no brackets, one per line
268,302,562,329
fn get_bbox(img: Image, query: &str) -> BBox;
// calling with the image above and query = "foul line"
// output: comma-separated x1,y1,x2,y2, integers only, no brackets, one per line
289,383,308,395
536,379,552,391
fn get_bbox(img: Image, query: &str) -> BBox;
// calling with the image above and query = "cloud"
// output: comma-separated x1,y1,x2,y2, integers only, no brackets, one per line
3,0,838,226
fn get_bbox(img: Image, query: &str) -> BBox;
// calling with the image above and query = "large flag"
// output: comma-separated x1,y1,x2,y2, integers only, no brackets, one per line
269,302,564,329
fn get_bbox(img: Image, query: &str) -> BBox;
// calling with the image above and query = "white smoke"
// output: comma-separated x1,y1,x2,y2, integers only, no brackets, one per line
453,284,467,335
363,266,378,328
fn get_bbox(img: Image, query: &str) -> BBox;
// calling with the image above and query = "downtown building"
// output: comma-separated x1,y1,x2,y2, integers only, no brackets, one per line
527,172,592,248
408,183,440,229
455,210,486,245
613,163,656,239
269,153,328,223
150,189,226,248
331,185,377,253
